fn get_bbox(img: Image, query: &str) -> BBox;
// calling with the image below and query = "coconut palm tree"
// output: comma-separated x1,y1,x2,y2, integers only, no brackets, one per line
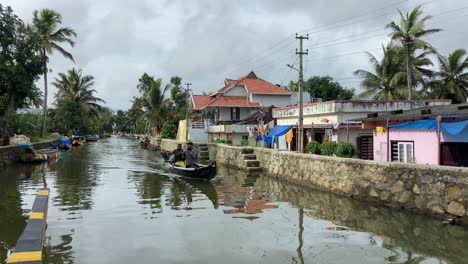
32,9,76,136
387,5,441,100
52,68,105,131
354,45,406,100
427,49,468,103
137,73,172,130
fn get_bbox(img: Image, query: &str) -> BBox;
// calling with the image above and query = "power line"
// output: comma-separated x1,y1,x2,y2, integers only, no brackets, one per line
303,3,468,51
222,0,413,77
297,0,408,34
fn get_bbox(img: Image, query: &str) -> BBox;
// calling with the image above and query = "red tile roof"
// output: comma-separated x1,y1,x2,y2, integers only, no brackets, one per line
192,95,212,110
208,96,261,108
194,72,289,110
213,71,290,96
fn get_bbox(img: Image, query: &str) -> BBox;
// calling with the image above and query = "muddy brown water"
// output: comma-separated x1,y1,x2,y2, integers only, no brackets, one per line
0,137,467,264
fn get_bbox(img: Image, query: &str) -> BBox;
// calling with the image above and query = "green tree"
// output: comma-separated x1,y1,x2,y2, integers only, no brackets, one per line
0,5,44,143
160,121,178,139
32,8,76,136
427,49,468,103
287,80,299,92
90,107,114,134
387,5,441,100
303,76,355,101
169,76,189,119
52,68,104,133
354,45,406,100
137,73,172,130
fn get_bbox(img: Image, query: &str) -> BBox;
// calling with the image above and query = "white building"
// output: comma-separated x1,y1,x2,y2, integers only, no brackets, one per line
189,71,301,144
273,100,451,158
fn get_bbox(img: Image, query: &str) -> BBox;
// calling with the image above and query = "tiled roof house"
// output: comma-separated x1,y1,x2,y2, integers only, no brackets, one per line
192,71,295,123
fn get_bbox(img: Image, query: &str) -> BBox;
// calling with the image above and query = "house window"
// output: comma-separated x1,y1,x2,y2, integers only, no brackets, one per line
392,141,414,163
231,107,240,120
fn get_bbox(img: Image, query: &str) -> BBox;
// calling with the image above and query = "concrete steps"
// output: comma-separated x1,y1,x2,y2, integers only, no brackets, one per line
243,154,257,160
196,144,210,162
241,148,261,173
241,148,254,154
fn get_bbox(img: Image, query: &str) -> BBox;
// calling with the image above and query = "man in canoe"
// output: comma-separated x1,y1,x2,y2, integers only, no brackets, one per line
172,144,185,165
184,142,198,168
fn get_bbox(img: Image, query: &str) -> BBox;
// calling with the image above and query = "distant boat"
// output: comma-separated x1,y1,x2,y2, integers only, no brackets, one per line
19,144,59,163
72,136,84,146
85,134,100,142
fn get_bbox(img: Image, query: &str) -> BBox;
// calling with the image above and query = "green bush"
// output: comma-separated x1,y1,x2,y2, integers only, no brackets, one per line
240,139,249,146
335,143,356,158
319,141,337,156
306,141,321,154
160,121,177,139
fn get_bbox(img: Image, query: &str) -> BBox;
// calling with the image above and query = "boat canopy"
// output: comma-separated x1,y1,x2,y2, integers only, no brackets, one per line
60,138,71,145
20,143,33,150
265,125,293,145
390,119,468,136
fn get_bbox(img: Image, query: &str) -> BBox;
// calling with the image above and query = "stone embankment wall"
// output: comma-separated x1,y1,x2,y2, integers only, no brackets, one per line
160,139,468,223
0,141,54,164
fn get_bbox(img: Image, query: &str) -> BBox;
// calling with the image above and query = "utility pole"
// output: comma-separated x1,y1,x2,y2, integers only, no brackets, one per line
185,82,192,142
296,34,308,153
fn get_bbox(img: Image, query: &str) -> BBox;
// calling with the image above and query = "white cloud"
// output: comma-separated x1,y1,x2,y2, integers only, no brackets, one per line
3,0,467,109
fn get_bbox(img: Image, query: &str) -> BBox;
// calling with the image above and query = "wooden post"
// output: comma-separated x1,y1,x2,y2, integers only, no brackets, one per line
311,122,314,142
437,116,441,165
386,118,390,162
346,122,350,143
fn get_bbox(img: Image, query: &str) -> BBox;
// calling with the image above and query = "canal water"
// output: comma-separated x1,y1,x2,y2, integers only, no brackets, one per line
1,137,467,264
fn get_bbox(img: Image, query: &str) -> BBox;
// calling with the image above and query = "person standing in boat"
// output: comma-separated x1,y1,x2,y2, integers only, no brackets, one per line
184,142,198,168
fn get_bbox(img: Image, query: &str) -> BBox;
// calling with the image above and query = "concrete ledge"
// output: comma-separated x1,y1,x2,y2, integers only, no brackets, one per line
160,139,468,223
7,189,49,264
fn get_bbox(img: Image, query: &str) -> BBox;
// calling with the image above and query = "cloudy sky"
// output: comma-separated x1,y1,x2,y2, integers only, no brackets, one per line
3,0,468,110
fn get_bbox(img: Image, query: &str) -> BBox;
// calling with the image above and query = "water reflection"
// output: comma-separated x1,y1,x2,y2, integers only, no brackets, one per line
44,233,75,264
51,147,100,212
0,166,28,263
2,137,467,264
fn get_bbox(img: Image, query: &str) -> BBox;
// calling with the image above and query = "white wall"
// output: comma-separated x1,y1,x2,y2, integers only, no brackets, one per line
188,128,208,144
224,86,247,96
251,94,292,107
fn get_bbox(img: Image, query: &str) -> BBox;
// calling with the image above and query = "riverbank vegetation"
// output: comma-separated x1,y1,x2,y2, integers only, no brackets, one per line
113,74,189,137
0,5,110,145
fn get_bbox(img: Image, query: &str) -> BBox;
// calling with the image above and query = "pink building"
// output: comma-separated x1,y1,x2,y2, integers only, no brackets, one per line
359,104,468,167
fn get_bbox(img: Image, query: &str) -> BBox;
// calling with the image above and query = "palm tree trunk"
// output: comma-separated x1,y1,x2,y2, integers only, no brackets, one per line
405,44,412,100
40,66,48,137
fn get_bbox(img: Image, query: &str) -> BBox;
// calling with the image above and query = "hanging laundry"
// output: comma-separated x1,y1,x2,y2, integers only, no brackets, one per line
247,127,253,137
285,128,293,144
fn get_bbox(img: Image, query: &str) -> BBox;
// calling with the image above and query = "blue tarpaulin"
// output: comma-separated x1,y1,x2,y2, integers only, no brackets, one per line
390,119,468,135
265,125,292,145
60,138,71,145
442,120,468,135
390,119,437,130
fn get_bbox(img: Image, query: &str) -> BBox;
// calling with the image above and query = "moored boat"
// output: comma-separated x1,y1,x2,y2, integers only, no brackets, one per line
59,138,71,150
72,136,84,146
85,134,100,142
19,144,60,163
